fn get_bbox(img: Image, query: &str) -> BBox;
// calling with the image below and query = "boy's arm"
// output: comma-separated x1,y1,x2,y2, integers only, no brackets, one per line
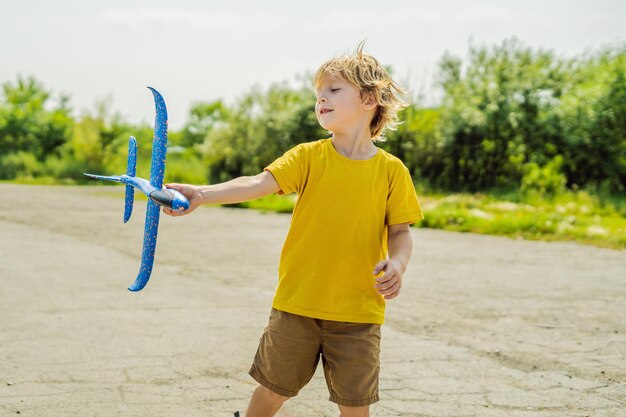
163,171,281,216
373,223,413,300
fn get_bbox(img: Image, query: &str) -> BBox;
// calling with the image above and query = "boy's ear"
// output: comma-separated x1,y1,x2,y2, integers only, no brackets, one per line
362,91,377,111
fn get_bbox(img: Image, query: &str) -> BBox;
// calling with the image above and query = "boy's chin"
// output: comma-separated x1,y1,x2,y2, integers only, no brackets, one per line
318,121,335,131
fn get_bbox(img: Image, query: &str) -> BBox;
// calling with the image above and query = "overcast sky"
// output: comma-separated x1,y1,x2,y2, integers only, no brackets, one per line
1,0,624,129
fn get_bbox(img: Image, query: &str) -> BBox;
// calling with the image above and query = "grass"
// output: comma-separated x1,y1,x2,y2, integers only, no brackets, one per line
417,190,626,249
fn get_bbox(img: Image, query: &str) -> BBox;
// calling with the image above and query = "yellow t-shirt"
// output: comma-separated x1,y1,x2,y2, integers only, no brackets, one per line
264,138,423,324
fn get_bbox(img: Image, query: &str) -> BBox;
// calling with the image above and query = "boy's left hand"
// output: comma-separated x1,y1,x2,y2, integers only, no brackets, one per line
373,259,404,300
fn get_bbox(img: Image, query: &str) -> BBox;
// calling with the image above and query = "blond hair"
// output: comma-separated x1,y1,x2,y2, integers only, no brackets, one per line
314,41,409,141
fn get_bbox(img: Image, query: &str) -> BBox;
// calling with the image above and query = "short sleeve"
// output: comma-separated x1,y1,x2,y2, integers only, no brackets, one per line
385,165,424,225
264,144,307,195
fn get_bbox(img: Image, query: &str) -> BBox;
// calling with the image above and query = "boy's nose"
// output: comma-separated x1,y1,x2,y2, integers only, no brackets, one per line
317,96,326,103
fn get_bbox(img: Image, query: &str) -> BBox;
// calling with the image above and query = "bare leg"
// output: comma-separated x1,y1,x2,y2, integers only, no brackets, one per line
338,404,370,417
245,385,289,417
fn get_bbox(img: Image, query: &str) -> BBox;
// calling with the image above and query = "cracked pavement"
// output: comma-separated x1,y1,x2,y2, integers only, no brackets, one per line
0,184,624,416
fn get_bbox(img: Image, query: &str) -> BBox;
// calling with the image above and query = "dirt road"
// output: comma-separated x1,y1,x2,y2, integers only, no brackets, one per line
0,184,624,416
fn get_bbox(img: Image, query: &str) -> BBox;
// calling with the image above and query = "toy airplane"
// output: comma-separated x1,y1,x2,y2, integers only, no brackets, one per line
85,87,189,292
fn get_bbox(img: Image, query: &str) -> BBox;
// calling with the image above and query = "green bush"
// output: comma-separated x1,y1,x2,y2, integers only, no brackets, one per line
0,151,43,179
164,151,208,184
521,156,567,195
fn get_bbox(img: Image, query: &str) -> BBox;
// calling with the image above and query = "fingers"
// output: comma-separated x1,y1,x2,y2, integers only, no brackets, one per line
375,267,395,286
163,207,187,217
376,277,401,298
375,274,398,291
374,261,393,288
384,288,401,300
374,260,402,299
373,260,388,275
164,183,189,195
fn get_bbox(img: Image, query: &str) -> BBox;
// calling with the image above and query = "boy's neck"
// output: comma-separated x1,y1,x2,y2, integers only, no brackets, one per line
331,132,378,160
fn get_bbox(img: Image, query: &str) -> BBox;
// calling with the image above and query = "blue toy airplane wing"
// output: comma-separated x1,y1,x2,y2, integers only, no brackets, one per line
127,87,169,292
147,86,168,189
123,136,138,223
127,199,160,292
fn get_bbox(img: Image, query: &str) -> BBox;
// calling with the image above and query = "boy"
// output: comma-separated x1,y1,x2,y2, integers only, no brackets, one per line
164,44,423,417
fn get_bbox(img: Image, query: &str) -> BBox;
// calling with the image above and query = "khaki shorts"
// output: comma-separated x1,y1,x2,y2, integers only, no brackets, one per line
249,308,381,407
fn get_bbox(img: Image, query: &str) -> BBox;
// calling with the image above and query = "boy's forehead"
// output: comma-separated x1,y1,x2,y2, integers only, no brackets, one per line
316,74,346,88
322,74,342,83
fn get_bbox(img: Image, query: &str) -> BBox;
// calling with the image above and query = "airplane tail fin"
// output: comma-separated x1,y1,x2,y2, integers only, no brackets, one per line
83,173,124,183
123,137,138,223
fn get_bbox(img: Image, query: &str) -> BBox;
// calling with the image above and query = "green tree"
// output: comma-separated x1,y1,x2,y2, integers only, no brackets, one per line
437,38,566,190
383,105,444,185
556,47,626,192
0,76,72,178
180,100,228,148
48,99,143,181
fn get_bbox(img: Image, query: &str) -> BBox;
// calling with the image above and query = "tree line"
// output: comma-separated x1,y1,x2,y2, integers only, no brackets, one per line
1,39,624,194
